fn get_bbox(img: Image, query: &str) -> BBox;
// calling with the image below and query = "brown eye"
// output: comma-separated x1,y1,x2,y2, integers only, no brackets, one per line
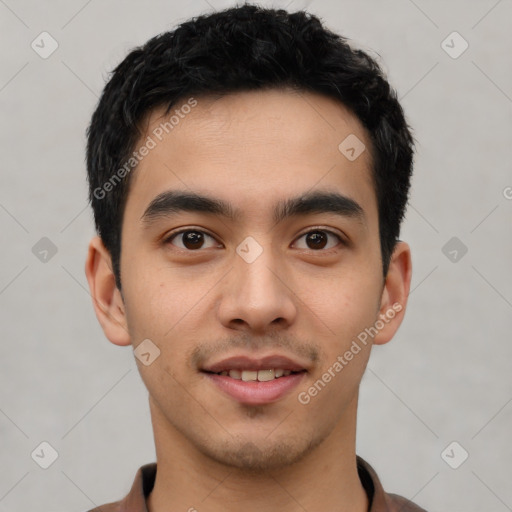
294,229,342,251
166,229,219,250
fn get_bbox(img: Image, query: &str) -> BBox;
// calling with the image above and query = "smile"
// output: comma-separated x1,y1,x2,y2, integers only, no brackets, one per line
211,368,300,381
202,369,307,405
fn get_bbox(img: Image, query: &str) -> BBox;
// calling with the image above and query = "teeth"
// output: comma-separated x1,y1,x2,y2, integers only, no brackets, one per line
241,370,258,382
257,369,274,382
224,369,294,381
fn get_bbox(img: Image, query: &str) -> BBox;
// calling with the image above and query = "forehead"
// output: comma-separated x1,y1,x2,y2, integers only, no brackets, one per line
125,88,377,224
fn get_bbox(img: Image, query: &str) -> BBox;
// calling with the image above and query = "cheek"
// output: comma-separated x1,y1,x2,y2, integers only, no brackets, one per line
301,269,381,346
296,280,377,415
303,269,380,407
125,280,183,340
122,275,202,405
122,262,217,354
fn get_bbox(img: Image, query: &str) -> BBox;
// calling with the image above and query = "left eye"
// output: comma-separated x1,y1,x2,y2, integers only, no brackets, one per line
293,229,342,251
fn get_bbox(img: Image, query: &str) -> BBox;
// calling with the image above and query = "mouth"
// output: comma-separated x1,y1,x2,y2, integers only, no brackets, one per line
203,368,304,381
200,355,309,405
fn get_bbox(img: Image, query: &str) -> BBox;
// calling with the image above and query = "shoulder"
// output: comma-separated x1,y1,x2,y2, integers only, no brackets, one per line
356,456,429,512
81,461,156,512
386,493,429,512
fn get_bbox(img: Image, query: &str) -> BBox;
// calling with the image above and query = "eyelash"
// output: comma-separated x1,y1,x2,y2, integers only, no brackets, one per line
163,227,345,253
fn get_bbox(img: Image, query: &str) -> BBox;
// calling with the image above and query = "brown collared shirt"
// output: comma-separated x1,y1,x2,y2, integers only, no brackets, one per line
87,456,427,512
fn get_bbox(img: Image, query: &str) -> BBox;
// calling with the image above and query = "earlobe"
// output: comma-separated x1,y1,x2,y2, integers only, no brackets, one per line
373,241,412,346
84,236,131,347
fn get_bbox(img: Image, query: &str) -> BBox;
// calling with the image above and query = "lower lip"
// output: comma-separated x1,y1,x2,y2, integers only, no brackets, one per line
203,372,306,405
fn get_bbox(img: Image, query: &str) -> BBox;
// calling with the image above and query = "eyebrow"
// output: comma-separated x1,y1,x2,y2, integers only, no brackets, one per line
141,189,365,226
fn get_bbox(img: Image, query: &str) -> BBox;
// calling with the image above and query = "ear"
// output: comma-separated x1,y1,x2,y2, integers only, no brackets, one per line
373,241,412,346
84,236,131,346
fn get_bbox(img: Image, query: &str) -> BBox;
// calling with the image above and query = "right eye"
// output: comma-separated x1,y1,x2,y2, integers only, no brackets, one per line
164,229,222,251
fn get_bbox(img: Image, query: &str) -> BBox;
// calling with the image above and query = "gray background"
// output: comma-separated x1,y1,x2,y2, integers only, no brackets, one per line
1,0,511,511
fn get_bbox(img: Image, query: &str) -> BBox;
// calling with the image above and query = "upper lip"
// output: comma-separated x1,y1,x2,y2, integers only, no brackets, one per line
201,354,309,373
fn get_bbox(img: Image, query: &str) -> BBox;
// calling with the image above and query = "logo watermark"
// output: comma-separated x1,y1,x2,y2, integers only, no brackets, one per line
93,97,198,200
298,302,402,405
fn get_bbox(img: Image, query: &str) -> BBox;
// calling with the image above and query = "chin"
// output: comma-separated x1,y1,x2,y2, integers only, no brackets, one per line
195,432,324,473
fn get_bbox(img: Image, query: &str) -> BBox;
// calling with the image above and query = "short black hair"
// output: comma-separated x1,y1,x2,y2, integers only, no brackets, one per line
86,3,414,289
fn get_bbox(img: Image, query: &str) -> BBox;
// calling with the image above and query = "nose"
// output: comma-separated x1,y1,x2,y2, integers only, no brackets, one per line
217,240,297,334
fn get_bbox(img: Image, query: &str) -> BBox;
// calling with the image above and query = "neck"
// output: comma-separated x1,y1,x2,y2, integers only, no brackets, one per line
146,396,368,512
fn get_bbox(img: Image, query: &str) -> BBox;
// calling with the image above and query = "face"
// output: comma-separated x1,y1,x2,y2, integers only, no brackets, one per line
87,88,410,472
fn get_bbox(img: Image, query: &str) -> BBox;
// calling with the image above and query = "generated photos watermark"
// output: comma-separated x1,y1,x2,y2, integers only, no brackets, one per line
93,97,198,200
298,302,403,405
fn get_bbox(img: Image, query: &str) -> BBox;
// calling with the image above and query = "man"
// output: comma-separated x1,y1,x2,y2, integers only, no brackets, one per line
84,4,424,511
